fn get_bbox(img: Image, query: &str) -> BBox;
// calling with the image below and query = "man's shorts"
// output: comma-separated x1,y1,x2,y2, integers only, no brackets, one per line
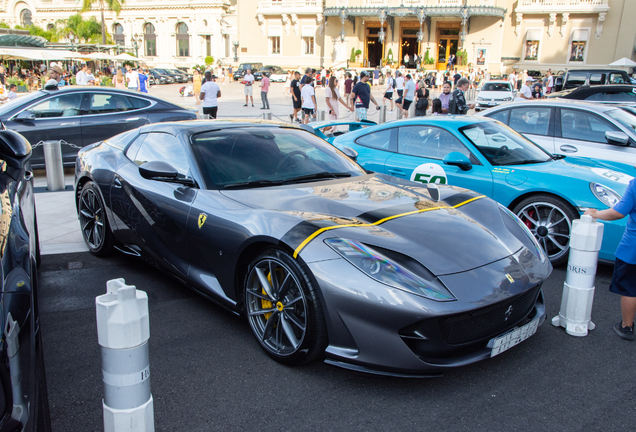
403,99,413,110
202,106,218,119
355,107,368,121
244,85,253,96
383,92,393,100
293,98,301,109
302,108,314,116
610,257,636,297
397,89,403,97
395,96,403,105
373,78,379,85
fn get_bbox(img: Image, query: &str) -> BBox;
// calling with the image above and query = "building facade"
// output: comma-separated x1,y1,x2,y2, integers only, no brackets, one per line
1,0,634,73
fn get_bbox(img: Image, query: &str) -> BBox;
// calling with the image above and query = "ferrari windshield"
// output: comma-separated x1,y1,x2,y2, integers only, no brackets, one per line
460,122,552,166
191,127,366,188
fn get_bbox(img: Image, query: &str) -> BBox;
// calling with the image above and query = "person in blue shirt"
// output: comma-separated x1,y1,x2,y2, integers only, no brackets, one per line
586,178,636,341
138,68,149,93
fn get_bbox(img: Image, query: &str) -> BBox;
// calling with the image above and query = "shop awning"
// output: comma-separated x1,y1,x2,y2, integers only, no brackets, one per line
0,34,47,48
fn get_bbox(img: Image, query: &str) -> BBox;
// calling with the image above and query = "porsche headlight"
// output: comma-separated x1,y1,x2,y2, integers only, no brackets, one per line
590,183,622,208
325,238,455,301
502,97,512,101
498,203,547,263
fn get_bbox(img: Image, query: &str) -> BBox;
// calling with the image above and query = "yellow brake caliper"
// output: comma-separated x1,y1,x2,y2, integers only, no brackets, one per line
261,272,274,320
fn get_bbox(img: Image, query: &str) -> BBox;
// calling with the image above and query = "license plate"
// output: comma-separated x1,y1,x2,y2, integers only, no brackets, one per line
488,102,497,106
490,319,539,357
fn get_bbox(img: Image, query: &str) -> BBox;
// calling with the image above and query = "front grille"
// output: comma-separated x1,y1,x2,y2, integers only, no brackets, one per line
438,284,541,345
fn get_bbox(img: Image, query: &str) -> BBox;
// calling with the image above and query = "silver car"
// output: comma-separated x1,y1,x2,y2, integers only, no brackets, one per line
476,100,636,167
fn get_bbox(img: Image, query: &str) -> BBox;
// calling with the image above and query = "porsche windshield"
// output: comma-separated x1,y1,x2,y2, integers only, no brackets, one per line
459,122,552,166
191,127,366,188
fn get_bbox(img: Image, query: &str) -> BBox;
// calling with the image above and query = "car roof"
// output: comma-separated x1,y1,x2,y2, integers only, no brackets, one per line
567,84,636,94
566,69,627,73
374,116,495,128
35,85,172,103
139,119,309,135
485,99,620,113
480,80,512,84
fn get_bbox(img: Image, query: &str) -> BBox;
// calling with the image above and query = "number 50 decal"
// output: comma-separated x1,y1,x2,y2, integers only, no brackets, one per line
410,163,449,185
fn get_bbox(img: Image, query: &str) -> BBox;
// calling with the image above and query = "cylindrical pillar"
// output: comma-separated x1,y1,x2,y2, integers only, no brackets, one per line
318,110,327,121
97,278,154,432
551,215,604,337
263,112,272,120
43,141,65,191
379,105,386,123
397,107,403,120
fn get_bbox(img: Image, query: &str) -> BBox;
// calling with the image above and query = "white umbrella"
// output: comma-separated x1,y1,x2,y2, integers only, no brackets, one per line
609,57,636,67
86,52,117,60
114,53,139,61
0,48,41,60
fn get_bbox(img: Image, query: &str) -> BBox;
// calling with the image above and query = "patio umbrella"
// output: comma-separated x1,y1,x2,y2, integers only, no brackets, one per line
609,57,636,67
0,48,42,60
114,53,139,61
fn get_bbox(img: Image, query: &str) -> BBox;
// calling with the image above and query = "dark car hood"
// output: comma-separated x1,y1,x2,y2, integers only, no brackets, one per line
221,174,525,275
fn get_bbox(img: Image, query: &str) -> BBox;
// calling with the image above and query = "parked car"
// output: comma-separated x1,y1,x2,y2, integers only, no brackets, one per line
0,129,51,431
151,68,185,83
148,70,172,84
554,69,631,92
270,69,289,83
254,65,284,81
164,68,192,82
547,84,636,104
233,63,263,81
319,117,633,265
477,100,636,167
0,86,198,168
74,119,552,376
475,80,516,111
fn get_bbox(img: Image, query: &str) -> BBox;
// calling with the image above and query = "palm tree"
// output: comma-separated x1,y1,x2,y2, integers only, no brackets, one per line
81,0,125,45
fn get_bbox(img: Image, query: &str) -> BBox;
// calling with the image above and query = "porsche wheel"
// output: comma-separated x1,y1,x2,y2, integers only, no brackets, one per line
78,181,114,256
245,249,326,366
513,195,578,266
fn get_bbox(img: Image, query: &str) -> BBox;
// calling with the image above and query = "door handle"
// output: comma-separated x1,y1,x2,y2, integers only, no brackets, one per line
388,169,406,176
559,145,578,153
125,117,141,122
60,122,76,126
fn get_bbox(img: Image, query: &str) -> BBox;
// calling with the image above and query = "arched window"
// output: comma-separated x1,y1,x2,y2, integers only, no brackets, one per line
113,23,125,46
176,22,189,57
47,23,55,32
20,9,32,27
144,23,156,57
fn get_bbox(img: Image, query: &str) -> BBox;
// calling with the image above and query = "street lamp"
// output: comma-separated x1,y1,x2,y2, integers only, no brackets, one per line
69,33,76,52
132,34,140,58
232,40,239,62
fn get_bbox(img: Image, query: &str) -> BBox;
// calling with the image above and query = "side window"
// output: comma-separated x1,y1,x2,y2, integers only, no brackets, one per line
134,133,190,176
560,109,618,143
355,128,397,152
125,134,146,161
88,93,134,114
127,97,152,109
603,91,636,103
106,129,139,150
589,74,605,85
584,92,604,101
608,73,625,84
26,93,82,118
565,73,587,87
488,109,509,125
509,107,551,136
398,126,471,160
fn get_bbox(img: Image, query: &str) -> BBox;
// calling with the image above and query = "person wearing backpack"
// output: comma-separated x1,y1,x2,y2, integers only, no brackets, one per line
383,71,395,112
448,77,475,115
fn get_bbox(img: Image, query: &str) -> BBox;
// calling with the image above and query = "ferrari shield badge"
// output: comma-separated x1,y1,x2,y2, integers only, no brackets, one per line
198,213,207,229
505,273,514,283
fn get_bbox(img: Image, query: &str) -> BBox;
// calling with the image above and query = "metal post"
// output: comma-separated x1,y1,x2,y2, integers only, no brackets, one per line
43,141,65,191
263,112,272,120
97,278,154,432
318,110,327,121
397,107,403,120
379,105,386,123
551,215,604,337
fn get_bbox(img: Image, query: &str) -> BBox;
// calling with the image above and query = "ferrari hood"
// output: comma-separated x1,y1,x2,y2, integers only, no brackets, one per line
221,174,527,275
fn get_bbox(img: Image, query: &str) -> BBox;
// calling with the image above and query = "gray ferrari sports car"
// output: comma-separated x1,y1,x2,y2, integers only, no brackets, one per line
74,120,552,376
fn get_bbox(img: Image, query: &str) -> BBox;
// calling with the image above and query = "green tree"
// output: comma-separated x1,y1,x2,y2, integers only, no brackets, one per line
15,24,57,42
0,22,10,29
81,0,125,45
56,14,107,43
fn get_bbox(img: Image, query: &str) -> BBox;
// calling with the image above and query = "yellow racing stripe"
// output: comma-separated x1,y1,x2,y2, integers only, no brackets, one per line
293,195,486,258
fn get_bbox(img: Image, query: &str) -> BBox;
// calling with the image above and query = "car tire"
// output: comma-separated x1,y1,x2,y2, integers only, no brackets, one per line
244,248,327,366
78,181,115,256
513,194,579,266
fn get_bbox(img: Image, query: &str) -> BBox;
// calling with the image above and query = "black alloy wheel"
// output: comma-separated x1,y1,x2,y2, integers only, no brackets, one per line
245,248,327,366
78,181,114,256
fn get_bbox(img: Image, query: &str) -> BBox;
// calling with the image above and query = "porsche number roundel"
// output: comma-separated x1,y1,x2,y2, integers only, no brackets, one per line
410,163,448,185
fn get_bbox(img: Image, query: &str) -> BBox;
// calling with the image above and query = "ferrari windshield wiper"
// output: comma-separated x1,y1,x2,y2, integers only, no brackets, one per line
282,172,352,184
224,179,283,189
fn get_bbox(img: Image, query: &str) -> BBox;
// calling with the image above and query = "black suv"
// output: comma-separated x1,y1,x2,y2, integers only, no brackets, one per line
152,68,186,83
554,69,631,92
233,63,263,81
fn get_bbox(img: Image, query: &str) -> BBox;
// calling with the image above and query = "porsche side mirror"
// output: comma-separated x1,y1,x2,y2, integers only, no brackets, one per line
605,131,630,146
342,146,358,162
14,111,35,121
443,152,472,171
139,161,178,180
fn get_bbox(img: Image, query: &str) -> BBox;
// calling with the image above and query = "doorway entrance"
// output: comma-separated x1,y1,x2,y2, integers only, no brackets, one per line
436,29,459,70
400,28,419,68
365,28,384,68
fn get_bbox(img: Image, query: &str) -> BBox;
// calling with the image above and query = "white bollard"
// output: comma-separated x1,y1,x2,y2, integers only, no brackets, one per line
96,278,154,432
551,215,604,336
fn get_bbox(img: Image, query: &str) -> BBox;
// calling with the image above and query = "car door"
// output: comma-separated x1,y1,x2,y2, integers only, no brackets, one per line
508,106,555,153
7,92,84,166
555,107,632,164
109,132,197,279
383,125,493,196
81,92,149,145
339,127,397,173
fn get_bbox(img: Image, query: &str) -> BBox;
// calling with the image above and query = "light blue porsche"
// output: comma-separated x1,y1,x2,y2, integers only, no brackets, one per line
312,117,635,265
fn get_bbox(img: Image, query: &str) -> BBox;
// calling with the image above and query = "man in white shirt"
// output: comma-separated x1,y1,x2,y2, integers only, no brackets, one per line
300,77,316,124
484,69,491,81
125,64,140,91
243,69,255,107
508,71,517,89
395,71,404,99
546,70,554,94
397,74,416,118
199,71,221,119
76,64,89,85
383,71,394,112
6,84,17,100
519,77,534,99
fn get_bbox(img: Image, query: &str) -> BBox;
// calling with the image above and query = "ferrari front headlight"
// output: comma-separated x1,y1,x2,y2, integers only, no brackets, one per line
590,183,622,208
325,238,455,301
